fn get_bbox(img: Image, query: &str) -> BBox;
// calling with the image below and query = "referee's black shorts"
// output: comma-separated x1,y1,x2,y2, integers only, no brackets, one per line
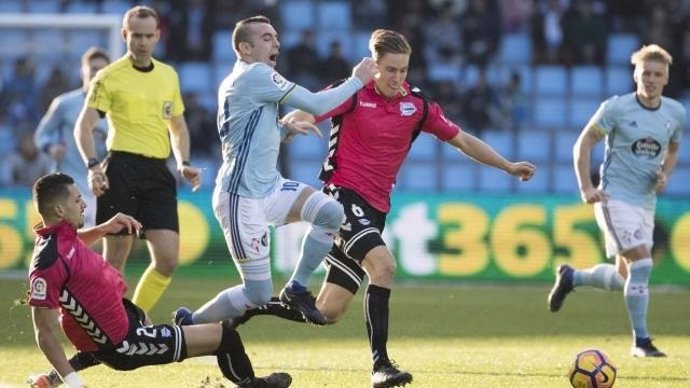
322,184,388,294
97,151,179,234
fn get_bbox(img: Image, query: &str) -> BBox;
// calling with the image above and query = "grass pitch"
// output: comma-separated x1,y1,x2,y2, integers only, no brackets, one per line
1,275,689,387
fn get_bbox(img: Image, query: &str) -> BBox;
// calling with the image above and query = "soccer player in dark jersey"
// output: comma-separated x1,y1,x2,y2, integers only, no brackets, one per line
233,29,536,388
27,173,291,388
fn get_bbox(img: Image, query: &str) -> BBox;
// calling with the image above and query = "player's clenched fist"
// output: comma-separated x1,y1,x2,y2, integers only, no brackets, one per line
352,57,377,84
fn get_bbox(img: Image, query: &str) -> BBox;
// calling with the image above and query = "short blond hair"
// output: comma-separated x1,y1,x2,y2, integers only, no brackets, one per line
630,44,673,66
369,29,412,62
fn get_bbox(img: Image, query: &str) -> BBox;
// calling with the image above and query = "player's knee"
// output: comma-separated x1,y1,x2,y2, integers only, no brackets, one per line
318,302,345,324
243,280,273,306
314,199,344,230
304,193,344,231
323,310,343,325
367,256,396,284
154,259,178,276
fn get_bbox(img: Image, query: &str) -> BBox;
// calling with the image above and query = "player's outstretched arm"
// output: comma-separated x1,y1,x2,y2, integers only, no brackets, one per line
447,131,536,181
283,57,376,116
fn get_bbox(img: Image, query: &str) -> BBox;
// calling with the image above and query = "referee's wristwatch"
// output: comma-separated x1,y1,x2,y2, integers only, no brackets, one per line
86,158,100,170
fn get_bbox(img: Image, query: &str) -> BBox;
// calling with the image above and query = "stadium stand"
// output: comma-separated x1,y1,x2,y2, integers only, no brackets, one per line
478,166,513,192
606,33,640,66
280,0,316,31
497,32,532,65
533,96,568,130
534,65,568,96
570,65,604,98
0,0,689,197
178,61,213,94
516,129,551,163
398,162,439,193
440,162,477,192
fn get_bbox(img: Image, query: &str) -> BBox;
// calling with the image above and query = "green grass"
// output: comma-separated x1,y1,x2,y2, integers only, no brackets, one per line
2,276,689,387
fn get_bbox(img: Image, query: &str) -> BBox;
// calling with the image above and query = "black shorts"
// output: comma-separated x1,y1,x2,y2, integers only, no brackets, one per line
322,184,387,294
93,299,187,371
97,151,179,233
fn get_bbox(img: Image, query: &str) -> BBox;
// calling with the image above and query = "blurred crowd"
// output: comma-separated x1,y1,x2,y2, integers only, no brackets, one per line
1,0,690,188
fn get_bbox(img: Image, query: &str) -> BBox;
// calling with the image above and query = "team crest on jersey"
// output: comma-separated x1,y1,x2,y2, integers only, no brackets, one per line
162,101,173,119
400,102,416,116
31,277,47,300
271,72,290,91
631,137,661,158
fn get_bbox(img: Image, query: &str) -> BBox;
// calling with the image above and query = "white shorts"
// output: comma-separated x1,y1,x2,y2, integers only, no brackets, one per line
593,199,654,258
212,178,307,281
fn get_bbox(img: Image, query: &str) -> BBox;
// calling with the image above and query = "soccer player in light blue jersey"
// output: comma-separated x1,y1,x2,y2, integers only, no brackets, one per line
174,15,376,327
34,47,110,227
548,44,686,357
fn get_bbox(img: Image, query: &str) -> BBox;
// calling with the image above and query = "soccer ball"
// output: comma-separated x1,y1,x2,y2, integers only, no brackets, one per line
569,348,617,388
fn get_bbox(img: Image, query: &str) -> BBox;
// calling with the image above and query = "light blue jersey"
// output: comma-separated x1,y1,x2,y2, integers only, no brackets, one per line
216,60,362,197
590,93,685,209
34,88,108,195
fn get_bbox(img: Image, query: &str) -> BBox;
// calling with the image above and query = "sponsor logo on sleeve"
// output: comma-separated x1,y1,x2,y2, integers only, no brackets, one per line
31,278,47,301
271,72,290,91
162,101,173,119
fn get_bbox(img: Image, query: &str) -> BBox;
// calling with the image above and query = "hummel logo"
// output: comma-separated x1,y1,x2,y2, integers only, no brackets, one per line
359,101,377,108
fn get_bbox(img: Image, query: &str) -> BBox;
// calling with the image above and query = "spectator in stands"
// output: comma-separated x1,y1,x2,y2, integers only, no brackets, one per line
461,0,502,66
644,4,684,98
423,2,463,65
319,41,352,84
351,0,388,30
6,132,52,187
461,67,499,135
34,47,110,228
561,0,608,66
427,0,468,16
432,80,463,124
183,91,219,159
607,0,648,33
499,0,534,32
0,57,39,129
286,29,322,90
166,0,213,61
491,71,529,132
531,0,568,64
